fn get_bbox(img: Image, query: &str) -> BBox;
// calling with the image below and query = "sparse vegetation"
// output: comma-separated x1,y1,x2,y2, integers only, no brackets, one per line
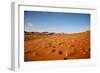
24,31,90,61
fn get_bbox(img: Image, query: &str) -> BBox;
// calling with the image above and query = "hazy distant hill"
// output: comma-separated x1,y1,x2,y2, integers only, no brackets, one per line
24,31,65,36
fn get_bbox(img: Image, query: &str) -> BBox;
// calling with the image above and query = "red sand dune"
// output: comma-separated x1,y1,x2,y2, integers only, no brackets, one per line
24,31,90,61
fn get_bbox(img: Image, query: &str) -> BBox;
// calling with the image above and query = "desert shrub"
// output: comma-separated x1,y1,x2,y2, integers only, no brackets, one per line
24,35,44,41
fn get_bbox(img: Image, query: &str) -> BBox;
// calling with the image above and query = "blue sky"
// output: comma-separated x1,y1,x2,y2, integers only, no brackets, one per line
24,11,90,33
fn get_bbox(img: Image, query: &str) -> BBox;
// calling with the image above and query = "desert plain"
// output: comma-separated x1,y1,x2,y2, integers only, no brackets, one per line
24,31,90,61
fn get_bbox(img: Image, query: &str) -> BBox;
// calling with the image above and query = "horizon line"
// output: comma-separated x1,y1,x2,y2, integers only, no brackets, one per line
24,30,90,34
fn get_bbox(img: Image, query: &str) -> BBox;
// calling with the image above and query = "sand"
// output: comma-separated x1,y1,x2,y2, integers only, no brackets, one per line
24,31,90,61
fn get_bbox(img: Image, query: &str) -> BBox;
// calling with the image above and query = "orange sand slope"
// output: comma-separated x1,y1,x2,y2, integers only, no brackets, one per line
24,31,90,61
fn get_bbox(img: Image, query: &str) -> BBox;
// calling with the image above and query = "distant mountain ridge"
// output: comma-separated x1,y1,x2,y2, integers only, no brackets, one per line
24,31,65,36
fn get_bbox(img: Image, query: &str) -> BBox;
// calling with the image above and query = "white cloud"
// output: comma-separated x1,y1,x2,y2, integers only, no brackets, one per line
24,23,35,32
24,23,46,32
24,23,65,32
